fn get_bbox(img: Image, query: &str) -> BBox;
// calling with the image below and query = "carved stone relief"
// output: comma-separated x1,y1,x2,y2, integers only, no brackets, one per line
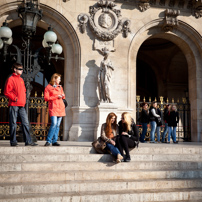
159,0,166,6
178,0,185,8
138,0,150,12
169,0,176,7
162,9,180,32
78,0,131,41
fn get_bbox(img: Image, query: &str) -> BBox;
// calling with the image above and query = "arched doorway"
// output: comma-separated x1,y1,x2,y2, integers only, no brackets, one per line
137,38,188,102
128,21,202,142
0,2,81,141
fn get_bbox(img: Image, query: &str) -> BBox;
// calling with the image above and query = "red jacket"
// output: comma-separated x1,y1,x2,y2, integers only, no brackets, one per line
4,73,26,107
44,84,66,117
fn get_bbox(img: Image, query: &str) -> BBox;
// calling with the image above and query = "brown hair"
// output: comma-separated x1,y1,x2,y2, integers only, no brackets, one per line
49,73,61,86
141,102,148,107
105,112,117,138
12,63,23,72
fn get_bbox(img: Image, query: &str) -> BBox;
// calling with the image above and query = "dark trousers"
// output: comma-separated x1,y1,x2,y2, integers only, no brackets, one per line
9,106,32,145
116,135,135,156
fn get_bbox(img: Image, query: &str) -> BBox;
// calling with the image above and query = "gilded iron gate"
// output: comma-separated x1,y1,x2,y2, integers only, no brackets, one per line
0,90,63,140
136,96,191,142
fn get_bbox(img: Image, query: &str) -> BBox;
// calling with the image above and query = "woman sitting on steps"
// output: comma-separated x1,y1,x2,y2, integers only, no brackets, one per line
100,112,123,163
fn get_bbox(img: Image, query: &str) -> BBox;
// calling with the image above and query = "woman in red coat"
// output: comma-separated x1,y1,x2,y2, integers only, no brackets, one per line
44,73,66,146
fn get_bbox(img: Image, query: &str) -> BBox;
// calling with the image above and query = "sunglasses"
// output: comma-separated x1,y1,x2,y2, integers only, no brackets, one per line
16,68,23,71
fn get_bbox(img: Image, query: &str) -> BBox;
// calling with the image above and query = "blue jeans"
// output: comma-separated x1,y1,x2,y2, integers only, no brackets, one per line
156,126,161,142
162,123,168,142
9,106,32,145
168,126,176,142
106,143,121,157
140,123,147,142
46,116,62,144
150,121,157,142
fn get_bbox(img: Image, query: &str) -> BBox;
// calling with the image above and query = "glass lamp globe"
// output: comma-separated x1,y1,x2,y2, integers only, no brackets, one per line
4,37,13,45
51,44,63,55
42,39,49,48
44,30,57,44
0,26,12,40
0,39,3,49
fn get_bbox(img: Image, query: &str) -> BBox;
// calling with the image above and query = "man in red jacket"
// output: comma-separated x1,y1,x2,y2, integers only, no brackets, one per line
4,63,38,146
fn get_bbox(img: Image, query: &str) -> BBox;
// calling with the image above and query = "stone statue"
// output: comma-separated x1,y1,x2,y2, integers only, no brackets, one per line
98,50,114,103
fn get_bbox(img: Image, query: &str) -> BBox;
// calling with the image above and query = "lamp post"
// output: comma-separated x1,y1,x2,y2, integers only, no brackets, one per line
0,0,64,113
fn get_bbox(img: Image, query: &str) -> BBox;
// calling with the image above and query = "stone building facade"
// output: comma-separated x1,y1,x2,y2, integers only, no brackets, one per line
0,0,202,142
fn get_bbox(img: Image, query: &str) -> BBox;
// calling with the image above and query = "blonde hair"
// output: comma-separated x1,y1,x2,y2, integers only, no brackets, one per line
171,104,177,112
122,112,132,131
49,73,61,86
105,112,117,138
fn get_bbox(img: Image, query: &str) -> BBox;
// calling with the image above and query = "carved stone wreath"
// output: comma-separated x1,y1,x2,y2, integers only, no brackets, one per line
78,0,131,41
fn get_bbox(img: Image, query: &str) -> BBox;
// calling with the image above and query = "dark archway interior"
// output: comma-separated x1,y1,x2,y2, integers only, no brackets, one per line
0,25,64,97
136,38,188,102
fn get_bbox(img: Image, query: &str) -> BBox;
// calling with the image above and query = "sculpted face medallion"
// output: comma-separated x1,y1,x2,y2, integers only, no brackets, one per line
98,13,113,29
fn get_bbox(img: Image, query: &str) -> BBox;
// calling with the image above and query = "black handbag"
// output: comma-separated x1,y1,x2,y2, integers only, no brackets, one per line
63,99,68,108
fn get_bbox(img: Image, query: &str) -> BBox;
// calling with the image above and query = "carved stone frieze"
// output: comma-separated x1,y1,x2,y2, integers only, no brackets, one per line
169,0,176,7
138,0,150,12
190,0,202,18
162,9,180,32
78,0,131,41
159,0,166,6
178,0,185,8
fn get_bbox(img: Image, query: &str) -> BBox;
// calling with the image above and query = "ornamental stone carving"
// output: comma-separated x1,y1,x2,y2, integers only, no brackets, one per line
162,9,180,32
138,0,150,12
78,0,131,41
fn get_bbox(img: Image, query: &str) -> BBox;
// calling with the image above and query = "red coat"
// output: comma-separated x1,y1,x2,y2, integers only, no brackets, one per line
44,84,66,117
4,73,26,107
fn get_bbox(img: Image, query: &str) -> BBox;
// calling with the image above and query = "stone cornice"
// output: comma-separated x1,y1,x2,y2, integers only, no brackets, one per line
115,0,202,18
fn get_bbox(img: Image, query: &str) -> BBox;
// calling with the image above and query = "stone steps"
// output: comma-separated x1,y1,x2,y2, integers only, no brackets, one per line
0,141,202,201
1,169,202,183
1,179,202,195
0,188,202,202
1,161,201,172
0,153,202,162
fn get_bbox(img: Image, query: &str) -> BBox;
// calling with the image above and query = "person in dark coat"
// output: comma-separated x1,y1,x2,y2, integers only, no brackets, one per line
116,112,139,162
167,105,179,143
139,102,149,143
156,107,162,142
162,104,170,143
149,101,160,143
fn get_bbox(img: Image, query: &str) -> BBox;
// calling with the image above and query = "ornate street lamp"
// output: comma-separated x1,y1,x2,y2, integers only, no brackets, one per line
0,0,64,113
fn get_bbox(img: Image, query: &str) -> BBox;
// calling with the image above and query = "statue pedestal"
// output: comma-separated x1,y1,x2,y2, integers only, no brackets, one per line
94,103,118,140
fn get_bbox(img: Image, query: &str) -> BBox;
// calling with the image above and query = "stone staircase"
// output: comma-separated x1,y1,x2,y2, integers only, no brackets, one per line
0,141,202,202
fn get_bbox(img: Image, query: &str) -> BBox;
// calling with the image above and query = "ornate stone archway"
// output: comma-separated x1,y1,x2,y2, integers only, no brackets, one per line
0,2,81,141
129,19,202,141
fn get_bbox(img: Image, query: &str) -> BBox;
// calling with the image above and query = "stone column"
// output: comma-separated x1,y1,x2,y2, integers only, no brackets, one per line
69,107,96,141
94,103,118,140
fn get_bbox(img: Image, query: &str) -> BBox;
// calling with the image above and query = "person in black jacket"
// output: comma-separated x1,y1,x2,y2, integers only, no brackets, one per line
162,104,170,143
139,102,150,143
149,101,160,143
116,112,139,162
167,105,179,143
156,107,162,142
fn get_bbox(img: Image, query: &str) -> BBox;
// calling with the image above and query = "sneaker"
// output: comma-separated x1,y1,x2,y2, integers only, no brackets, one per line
25,142,38,146
150,141,157,143
125,155,131,162
116,154,123,163
44,142,50,146
173,141,178,144
167,142,170,144
52,142,60,146
11,143,19,147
